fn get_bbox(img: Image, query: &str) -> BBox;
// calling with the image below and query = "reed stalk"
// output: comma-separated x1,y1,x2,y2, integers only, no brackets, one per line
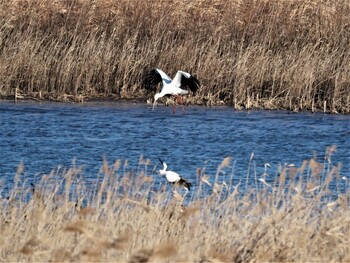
0,156,349,262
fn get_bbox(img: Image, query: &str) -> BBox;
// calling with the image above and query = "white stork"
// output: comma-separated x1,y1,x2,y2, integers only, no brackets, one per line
158,157,192,191
147,68,200,113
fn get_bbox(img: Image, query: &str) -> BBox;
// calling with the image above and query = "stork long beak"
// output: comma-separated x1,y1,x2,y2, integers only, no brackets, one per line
152,100,157,110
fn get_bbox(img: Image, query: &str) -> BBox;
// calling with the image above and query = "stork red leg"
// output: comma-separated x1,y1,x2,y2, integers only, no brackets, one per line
172,97,177,114
179,96,186,113
173,95,181,114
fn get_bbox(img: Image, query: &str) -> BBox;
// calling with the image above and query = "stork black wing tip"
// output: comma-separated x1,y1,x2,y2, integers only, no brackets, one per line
148,69,162,87
179,178,192,191
184,182,192,191
193,76,200,86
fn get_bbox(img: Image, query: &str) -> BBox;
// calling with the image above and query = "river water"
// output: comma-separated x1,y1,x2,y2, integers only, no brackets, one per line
0,100,349,195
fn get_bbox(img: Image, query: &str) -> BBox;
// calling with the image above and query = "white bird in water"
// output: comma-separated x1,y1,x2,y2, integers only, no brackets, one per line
158,157,192,190
147,68,200,113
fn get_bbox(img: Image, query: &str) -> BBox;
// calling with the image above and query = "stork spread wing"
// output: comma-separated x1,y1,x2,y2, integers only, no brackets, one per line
181,73,200,93
148,69,162,88
146,68,172,91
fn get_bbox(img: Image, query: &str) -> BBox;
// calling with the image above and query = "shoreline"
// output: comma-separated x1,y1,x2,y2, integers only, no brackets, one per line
1,93,348,115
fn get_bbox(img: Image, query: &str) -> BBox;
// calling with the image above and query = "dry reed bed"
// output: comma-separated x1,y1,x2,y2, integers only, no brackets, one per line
0,156,349,262
0,0,349,113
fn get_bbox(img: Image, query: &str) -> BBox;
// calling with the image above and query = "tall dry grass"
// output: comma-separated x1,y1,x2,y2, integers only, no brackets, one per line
0,156,349,262
0,0,349,113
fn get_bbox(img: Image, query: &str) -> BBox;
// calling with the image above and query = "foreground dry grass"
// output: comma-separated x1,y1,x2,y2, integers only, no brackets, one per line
0,157,349,262
0,0,349,113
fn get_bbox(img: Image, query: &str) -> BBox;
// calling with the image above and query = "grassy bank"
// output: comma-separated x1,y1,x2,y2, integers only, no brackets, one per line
0,157,349,262
0,0,349,113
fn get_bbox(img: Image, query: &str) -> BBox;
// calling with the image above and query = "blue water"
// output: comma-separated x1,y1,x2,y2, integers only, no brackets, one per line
0,101,349,195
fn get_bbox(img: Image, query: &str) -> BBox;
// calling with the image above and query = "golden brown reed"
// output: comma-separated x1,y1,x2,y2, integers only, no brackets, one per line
0,156,349,262
0,0,349,113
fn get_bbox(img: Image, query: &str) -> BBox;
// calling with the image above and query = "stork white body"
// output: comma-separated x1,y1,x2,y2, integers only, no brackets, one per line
158,158,192,191
147,68,200,112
